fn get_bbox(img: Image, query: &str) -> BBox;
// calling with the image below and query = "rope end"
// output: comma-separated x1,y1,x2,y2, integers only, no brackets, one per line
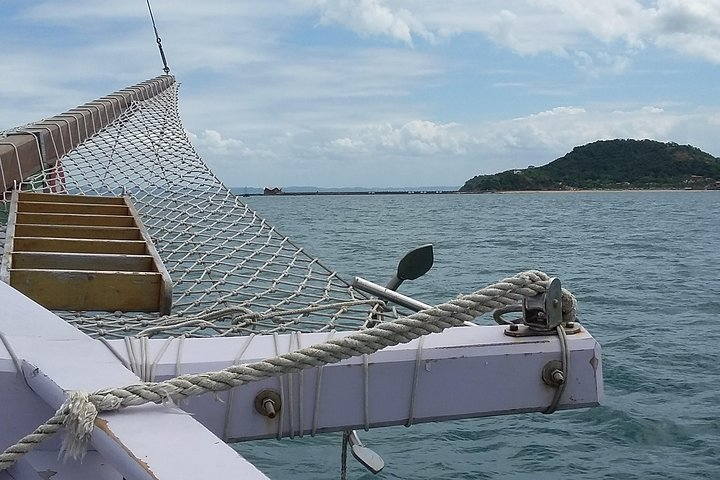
59,392,98,462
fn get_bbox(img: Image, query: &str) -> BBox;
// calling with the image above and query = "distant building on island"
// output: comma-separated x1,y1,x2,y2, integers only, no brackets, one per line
263,187,283,195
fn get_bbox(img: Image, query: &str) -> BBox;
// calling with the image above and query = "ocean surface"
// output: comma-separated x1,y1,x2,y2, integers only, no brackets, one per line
237,191,720,480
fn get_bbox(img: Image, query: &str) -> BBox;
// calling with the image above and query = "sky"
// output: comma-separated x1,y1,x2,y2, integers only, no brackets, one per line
1,1,720,188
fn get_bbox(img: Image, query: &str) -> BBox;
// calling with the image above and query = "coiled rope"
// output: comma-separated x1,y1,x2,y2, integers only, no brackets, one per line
0,270,575,471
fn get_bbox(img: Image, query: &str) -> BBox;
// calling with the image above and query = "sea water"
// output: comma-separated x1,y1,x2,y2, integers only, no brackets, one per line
238,191,720,479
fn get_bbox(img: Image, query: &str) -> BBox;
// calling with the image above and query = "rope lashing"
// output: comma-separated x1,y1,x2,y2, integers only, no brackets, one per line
0,270,574,471
135,299,385,338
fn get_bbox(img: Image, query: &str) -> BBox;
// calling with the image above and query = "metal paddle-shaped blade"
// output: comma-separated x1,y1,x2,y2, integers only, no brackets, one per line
386,244,434,291
348,431,384,474
344,244,434,476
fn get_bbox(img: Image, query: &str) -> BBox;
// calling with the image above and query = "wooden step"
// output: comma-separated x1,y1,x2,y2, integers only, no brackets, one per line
16,212,136,227
17,191,126,205
14,224,141,240
18,201,130,216
2,191,172,314
10,269,163,312
11,252,154,272
13,237,148,255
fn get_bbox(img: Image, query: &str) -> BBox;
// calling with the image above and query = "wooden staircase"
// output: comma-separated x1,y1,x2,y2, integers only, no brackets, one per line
1,191,172,314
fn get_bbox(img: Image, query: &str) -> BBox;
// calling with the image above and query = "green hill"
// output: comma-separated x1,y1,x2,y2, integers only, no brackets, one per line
459,139,720,192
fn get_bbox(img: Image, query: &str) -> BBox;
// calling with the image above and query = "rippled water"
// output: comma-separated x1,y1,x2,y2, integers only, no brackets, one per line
238,191,720,479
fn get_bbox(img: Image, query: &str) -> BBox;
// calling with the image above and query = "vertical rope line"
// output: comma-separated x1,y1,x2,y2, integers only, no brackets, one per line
175,335,186,376
273,333,285,440
149,337,175,381
98,337,131,370
140,337,149,381
222,333,256,441
405,336,425,427
363,353,369,431
287,332,296,439
124,337,139,378
296,331,305,438
312,330,335,436
0,332,22,374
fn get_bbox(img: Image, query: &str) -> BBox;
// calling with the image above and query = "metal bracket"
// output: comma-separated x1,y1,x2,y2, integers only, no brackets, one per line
504,322,581,337
501,278,581,337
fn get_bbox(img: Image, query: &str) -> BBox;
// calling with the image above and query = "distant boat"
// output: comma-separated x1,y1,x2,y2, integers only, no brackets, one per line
263,186,282,195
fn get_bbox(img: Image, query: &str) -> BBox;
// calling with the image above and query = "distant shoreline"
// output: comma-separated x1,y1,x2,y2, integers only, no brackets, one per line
488,188,720,194
240,190,459,197
242,188,718,197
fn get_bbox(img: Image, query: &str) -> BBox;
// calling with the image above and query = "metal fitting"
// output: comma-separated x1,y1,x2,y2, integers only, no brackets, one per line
542,360,565,387
254,389,282,419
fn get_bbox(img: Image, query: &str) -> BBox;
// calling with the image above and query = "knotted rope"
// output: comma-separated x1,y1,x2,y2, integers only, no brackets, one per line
0,270,575,471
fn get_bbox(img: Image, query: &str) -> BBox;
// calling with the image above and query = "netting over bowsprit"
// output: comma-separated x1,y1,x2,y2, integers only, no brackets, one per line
0,76,392,338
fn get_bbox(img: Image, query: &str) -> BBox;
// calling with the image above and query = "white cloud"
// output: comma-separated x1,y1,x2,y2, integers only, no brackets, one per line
328,120,474,155
186,129,276,162
309,0,433,45
473,104,697,162
306,1,720,65
574,51,631,77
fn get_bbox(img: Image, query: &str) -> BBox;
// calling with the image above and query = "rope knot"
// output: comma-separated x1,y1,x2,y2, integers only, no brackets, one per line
60,391,98,461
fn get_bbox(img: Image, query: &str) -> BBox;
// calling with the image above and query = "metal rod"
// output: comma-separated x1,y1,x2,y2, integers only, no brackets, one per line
352,277,432,312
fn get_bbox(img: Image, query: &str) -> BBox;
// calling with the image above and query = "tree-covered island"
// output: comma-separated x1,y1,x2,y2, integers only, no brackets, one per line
460,139,720,192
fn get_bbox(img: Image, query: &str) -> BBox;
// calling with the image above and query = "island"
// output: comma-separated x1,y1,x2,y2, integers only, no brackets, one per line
459,139,720,192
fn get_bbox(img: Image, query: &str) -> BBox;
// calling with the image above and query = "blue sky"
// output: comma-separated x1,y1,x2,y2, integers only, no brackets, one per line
1,1,719,188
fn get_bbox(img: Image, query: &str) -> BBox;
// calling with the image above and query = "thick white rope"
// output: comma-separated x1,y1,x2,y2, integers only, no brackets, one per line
0,270,572,471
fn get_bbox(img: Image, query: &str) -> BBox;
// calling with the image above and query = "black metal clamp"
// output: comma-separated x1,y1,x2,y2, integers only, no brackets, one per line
494,278,580,337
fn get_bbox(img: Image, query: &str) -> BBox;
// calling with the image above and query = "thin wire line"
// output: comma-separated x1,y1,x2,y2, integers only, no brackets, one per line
146,0,170,74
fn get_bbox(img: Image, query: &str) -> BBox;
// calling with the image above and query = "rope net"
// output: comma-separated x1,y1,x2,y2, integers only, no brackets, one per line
0,77,398,339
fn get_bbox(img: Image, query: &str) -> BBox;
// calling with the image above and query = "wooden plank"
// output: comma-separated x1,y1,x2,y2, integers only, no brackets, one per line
0,134,43,191
17,192,126,205
124,197,173,315
14,224,141,240
16,212,136,227
13,237,148,255
0,190,19,284
2,76,175,192
9,269,162,312
18,200,130,216
12,252,154,272
4,191,172,313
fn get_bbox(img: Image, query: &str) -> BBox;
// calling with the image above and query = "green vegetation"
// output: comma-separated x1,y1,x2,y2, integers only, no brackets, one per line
459,139,720,192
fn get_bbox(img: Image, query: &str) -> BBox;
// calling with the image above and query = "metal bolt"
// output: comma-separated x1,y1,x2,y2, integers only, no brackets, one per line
542,360,565,387
262,398,277,419
254,389,282,419
566,322,575,328
509,323,519,332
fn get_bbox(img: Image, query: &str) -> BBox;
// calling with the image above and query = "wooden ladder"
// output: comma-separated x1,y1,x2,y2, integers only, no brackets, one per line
1,191,172,314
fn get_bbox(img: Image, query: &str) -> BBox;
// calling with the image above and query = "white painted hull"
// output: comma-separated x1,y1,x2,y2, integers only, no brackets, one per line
0,280,602,479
